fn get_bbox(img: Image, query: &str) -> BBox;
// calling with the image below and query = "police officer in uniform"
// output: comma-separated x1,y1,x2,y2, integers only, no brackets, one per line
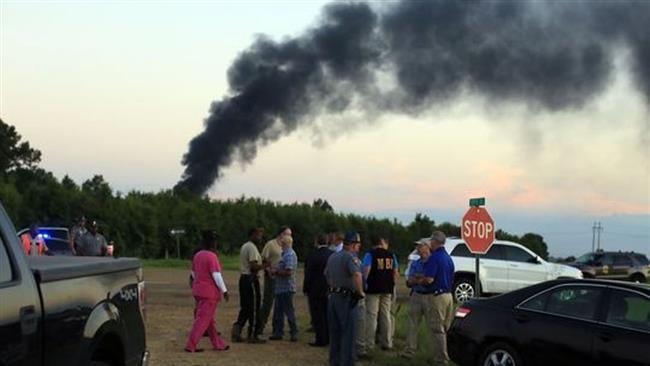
325,231,365,366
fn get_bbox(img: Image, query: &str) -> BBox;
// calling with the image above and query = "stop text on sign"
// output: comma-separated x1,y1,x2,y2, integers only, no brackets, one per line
461,206,496,254
463,220,494,239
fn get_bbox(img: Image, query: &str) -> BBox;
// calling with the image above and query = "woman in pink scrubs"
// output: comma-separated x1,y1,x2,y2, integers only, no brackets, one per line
185,231,230,352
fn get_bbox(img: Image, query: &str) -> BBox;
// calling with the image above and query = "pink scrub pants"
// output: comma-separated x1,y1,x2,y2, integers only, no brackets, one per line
186,296,228,351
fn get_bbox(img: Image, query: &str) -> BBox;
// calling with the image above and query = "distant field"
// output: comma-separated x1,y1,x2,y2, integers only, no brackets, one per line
142,254,240,272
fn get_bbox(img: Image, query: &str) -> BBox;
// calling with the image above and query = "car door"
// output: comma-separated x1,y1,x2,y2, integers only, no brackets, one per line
516,284,604,366
0,232,42,366
449,243,509,294
505,245,548,291
610,254,633,280
595,253,615,278
592,288,650,366
480,244,509,293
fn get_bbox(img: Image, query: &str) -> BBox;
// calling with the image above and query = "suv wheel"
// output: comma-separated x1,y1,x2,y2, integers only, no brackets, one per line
630,273,646,283
479,342,522,366
453,277,476,303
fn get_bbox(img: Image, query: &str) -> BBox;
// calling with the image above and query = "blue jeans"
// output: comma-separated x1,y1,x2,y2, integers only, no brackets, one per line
272,292,297,338
328,293,359,366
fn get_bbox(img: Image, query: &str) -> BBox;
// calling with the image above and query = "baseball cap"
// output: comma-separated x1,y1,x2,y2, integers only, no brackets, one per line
414,237,430,246
344,231,361,244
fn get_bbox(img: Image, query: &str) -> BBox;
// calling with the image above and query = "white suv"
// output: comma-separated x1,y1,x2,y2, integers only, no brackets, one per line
408,238,582,302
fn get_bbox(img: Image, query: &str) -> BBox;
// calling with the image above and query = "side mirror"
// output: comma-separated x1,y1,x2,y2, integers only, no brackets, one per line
528,256,542,264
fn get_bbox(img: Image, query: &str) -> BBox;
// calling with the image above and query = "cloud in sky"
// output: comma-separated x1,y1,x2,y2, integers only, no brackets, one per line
2,0,648,239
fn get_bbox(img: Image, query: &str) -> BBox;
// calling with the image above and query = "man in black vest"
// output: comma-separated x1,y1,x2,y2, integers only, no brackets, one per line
303,233,334,347
362,234,398,351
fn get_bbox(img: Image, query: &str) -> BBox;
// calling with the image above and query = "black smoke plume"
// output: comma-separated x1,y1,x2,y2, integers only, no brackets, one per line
177,0,650,194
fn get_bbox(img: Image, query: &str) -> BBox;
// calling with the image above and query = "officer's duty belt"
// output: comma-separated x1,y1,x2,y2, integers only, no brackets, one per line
329,287,354,295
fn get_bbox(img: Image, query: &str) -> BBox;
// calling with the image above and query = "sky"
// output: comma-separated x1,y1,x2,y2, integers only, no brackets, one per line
1,1,648,257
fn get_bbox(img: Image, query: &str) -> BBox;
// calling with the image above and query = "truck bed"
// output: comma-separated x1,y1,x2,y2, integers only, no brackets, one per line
27,256,141,283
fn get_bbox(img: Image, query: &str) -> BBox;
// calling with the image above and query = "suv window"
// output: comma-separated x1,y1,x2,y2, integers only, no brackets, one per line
520,286,603,320
598,254,615,266
632,254,649,266
0,236,14,283
484,244,506,260
450,243,472,257
505,246,535,263
613,255,633,267
450,243,506,260
605,290,650,332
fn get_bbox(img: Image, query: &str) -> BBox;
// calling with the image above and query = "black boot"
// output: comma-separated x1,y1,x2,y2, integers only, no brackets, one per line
231,323,243,343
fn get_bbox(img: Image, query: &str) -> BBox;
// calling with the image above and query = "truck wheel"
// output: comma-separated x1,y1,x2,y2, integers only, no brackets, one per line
630,273,646,283
478,342,522,366
453,277,477,303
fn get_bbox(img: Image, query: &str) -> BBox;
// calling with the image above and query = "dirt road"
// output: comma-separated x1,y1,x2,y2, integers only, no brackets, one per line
145,267,331,366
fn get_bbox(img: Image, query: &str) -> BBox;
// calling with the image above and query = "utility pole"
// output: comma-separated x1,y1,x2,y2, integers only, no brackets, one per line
592,222,597,253
596,222,603,251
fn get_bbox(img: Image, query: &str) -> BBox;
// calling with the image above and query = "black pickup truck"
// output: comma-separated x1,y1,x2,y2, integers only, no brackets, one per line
0,203,149,366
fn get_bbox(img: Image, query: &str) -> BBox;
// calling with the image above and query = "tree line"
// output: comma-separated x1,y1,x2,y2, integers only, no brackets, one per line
0,119,549,260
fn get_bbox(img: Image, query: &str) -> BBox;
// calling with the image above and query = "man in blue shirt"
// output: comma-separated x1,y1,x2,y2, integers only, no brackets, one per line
400,238,432,359
269,234,298,342
422,231,455,365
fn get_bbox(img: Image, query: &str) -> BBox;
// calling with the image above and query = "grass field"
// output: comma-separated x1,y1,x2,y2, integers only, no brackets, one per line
142,254,240,272
143,263,457,366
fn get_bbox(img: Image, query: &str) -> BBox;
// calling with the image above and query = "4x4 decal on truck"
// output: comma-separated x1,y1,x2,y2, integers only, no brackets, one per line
120,288,138,302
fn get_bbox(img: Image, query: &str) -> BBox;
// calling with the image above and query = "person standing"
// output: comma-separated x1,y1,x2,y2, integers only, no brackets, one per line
258,226,292,335
362,234,398,352
20,224,49,256
325,231,365,366
400,239,432,359
76,221,107,257
232,228,266,343
269,230,298,341
328,232,344,253
422,231,455,365
69,216,86,255
185,231,230,353
304,233,333,347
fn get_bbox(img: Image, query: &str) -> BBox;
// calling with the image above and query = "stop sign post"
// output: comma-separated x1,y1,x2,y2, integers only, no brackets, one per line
461,198,495,299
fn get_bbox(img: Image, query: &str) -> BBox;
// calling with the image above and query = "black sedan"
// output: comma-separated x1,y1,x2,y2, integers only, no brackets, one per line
448,278,650,366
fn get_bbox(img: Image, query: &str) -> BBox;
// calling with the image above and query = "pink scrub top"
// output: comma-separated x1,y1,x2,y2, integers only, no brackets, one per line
191,250,223,300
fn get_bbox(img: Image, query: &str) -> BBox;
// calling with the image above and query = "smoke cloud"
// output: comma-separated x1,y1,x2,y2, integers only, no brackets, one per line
177,0,650,194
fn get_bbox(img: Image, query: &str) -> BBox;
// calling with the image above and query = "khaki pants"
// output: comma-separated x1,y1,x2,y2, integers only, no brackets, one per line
404,292,430,357
388,289,397,348
428,293,454,366
365,293,392,350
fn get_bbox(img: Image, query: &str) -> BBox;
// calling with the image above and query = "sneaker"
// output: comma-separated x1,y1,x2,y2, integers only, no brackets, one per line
248,336,267,344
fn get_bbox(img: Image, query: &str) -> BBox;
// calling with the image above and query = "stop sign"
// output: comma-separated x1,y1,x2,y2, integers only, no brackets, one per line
461,207,495,254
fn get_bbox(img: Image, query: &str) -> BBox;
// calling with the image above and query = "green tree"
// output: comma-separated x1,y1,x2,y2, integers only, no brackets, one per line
0,119,42,173
519,233,550,260
407,213,435,238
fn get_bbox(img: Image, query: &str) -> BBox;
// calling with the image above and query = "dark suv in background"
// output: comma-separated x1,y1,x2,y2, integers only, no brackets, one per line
569,251,649,283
